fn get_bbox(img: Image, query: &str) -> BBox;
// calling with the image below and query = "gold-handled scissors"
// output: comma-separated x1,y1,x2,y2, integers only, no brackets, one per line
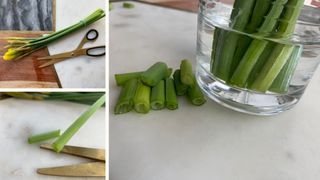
38,29,105,68
37,143,105,177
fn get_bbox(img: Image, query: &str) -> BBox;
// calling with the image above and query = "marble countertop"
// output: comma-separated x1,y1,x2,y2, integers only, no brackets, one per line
0,98,105,180
110,2,320,180
48,0,105,88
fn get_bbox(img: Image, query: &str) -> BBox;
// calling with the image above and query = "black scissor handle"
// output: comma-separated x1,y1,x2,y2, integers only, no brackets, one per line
86,46,106,57
86,29,99,41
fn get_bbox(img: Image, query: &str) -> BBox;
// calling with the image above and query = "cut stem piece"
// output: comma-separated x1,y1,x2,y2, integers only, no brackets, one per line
115,72,142,86
133,81,151,113
187,76,206,106
28,130,61,144
151,80,165,110
173,69,188,96
141,62,168,86
166,68,173,78
165,78,178,110
115,68,172,86
52,94,105,152
115,79,138,114
180,59,194,86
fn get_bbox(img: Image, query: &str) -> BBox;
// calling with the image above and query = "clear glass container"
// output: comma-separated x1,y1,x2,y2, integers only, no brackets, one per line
196,0,320,115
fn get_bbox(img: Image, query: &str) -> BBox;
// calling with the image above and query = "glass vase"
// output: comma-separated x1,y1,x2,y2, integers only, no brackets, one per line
196,0,320,115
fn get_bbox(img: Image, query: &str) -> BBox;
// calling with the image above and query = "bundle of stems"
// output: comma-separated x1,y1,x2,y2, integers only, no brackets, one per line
211,0,304,93
3,92,105,105
2,9,105,61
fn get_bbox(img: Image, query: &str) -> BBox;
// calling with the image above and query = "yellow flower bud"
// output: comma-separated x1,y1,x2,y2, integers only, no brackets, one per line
3,49,18,61
3,54,15,61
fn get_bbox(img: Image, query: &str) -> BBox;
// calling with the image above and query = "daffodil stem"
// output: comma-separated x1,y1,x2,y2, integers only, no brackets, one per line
115,79,138,114
3,9,105,61
52,94,105,152
28,130,61,144
165,78,178,110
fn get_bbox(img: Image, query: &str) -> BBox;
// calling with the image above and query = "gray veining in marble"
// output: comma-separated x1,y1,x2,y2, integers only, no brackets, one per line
0,0,53,31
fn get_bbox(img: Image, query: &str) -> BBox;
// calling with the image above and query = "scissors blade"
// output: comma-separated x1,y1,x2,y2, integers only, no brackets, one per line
40,144,105,161
38,59,65,68
37,51,75,60
37,162,105,177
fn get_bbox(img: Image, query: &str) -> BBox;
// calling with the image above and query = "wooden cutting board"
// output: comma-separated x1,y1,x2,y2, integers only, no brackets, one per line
0,32,60,88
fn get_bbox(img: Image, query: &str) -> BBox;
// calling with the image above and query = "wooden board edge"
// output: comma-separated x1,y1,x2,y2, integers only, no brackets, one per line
0,81,59,88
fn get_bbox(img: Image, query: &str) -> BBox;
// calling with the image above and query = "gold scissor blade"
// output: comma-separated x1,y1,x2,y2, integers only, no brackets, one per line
40,143,105,161
38,59,65,68
37,51,75,60
37,162,105,177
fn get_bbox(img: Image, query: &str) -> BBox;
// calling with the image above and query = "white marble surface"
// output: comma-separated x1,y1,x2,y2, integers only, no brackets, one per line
48,0,106,88
0,98,105,180
110,2,320,180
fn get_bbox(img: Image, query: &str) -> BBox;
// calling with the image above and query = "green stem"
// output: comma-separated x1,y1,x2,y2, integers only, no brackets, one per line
28,130,60,144
141,62,168,86
166,68,173,78
4,92,46,100
115,79,138,114
187,76,206,106
115,68,172,86
250,44,294,92
229,0,289,87
133,81,151,113
115,72,142,86
247,42,276,87
173,69,188,96
246,0,273,33
151,80,165,110
45,92,104,101
165,78,178,110
123,2,135,9
256,0,289,36
52,94,105,152
230,39,268,87
276,0,305,38
269,46,302,93
180,59,194,86
28,9,105,47
211,0,256,81
230,0,273,77
210,28,221,73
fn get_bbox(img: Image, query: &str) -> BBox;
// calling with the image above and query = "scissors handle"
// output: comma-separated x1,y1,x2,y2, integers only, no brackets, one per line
86,29,99,40
86,46,106,57
76,29,99,50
